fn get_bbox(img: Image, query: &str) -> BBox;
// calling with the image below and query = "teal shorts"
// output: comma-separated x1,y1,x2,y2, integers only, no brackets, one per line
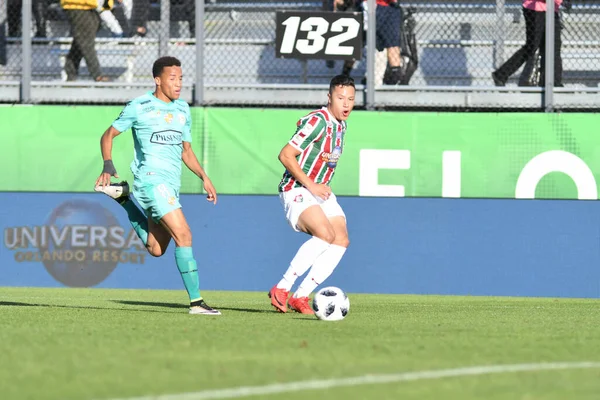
133,182,182,223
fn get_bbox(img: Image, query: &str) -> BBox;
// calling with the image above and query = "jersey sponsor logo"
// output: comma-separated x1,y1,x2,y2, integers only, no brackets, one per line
322,145,342,168
150,129,183,145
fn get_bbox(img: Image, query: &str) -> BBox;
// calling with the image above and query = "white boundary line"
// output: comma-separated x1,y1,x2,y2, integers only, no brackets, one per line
107,361,600,400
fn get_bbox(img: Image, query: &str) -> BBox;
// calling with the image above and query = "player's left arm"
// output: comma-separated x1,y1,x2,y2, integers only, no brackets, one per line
182,141,217,204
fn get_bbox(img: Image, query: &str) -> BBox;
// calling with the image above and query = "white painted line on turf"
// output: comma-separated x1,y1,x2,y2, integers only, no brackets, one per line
107,361,600,400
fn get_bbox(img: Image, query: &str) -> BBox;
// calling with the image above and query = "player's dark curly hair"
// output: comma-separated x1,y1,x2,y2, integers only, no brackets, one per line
329,75,355,94
152,56,182,78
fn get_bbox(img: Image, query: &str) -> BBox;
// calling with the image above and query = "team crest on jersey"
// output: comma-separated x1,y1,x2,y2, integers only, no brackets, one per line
294,194,303,203
167,196,176,205
164,113,173,124
178,114,186,124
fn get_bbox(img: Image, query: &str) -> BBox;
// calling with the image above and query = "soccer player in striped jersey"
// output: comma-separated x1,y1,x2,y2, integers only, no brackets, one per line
268,75,356,314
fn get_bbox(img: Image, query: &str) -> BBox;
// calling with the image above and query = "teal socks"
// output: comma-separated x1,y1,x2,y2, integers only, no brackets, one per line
175,247,201,302
121,199,201,302
121,199,149,246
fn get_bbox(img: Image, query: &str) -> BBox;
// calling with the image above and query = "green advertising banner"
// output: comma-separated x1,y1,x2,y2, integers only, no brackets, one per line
0,105,205,193
204,109,600,199
1,105,599,199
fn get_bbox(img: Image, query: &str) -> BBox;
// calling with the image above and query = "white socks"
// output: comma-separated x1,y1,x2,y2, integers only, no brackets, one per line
276,237,331,291
294,244,347,298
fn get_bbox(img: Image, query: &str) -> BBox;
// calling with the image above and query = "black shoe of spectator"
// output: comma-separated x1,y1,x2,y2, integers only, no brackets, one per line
491,71,505,87
383,66,402,85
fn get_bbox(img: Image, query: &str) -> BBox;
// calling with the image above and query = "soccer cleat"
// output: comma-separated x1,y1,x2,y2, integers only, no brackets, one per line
268,285,290,313
288,296,314,315
94,181,130,203
189,299,221,315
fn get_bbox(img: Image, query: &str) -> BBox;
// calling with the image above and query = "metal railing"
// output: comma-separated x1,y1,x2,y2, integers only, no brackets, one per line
1,0,598,110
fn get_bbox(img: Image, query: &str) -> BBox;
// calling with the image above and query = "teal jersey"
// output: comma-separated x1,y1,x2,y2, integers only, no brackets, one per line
112,91,192,188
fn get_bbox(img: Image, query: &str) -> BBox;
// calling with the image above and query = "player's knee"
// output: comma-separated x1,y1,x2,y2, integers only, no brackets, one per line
146,244,166,257
336,236,350,248
319,227,336,244
171,229,192,247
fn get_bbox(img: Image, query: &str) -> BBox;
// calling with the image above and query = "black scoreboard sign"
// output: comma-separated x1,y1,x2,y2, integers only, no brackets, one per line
275,11,363,61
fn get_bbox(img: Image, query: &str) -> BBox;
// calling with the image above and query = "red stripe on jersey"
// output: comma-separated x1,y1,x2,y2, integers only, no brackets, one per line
299,143,311,165
308,127,332,181
297,116,320,140
296,110,319,128
282,175,296,191
322,166,334,184
302,108,328,124
316,109,330,122
286,135,316,192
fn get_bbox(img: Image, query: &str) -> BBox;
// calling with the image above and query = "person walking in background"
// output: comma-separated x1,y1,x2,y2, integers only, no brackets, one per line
97,0,124,38
376,0,404,85
492,0,565,87
129,0,149,37
7,0,48,38
61,0,109,81
324,0,365,77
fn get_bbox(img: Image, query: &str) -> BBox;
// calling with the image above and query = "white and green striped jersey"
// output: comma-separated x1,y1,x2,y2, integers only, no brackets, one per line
278,107,347,192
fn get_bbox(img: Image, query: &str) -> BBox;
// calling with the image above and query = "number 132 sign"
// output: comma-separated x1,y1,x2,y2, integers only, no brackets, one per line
275,11,363,61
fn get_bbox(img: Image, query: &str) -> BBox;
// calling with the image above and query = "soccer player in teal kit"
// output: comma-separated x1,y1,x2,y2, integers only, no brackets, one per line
94,56,221,315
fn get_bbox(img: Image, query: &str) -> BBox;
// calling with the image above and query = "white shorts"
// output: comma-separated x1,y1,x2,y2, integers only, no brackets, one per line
279,187,346,232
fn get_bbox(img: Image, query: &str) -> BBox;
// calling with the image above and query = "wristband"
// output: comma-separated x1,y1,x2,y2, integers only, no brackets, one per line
102,160,117,175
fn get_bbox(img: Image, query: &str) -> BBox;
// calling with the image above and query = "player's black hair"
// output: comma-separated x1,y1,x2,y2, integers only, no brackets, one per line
329,75,355,94
152,56,182,78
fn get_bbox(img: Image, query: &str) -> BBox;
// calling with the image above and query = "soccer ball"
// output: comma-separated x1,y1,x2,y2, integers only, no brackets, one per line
312,286,350,321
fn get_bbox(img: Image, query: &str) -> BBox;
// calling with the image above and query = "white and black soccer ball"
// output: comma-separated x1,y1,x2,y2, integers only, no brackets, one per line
312,286,350,321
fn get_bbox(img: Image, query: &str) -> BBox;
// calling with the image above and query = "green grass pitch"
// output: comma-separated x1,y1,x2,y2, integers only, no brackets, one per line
1,287,599,400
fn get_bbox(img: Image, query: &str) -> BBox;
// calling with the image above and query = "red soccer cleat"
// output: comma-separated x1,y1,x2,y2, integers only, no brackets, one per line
288,296,314,315
268,285,290,313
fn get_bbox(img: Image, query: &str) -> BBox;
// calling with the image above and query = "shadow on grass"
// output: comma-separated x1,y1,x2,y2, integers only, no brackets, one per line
1,300,285,315
0,300,178,314
111,300,187,309
111,300,273,314
292,316,321,321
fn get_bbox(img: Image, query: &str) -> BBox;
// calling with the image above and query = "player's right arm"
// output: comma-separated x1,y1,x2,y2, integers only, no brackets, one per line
95,101,137,188
279,145,330,201
95,126,123,188
279,115,331,200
